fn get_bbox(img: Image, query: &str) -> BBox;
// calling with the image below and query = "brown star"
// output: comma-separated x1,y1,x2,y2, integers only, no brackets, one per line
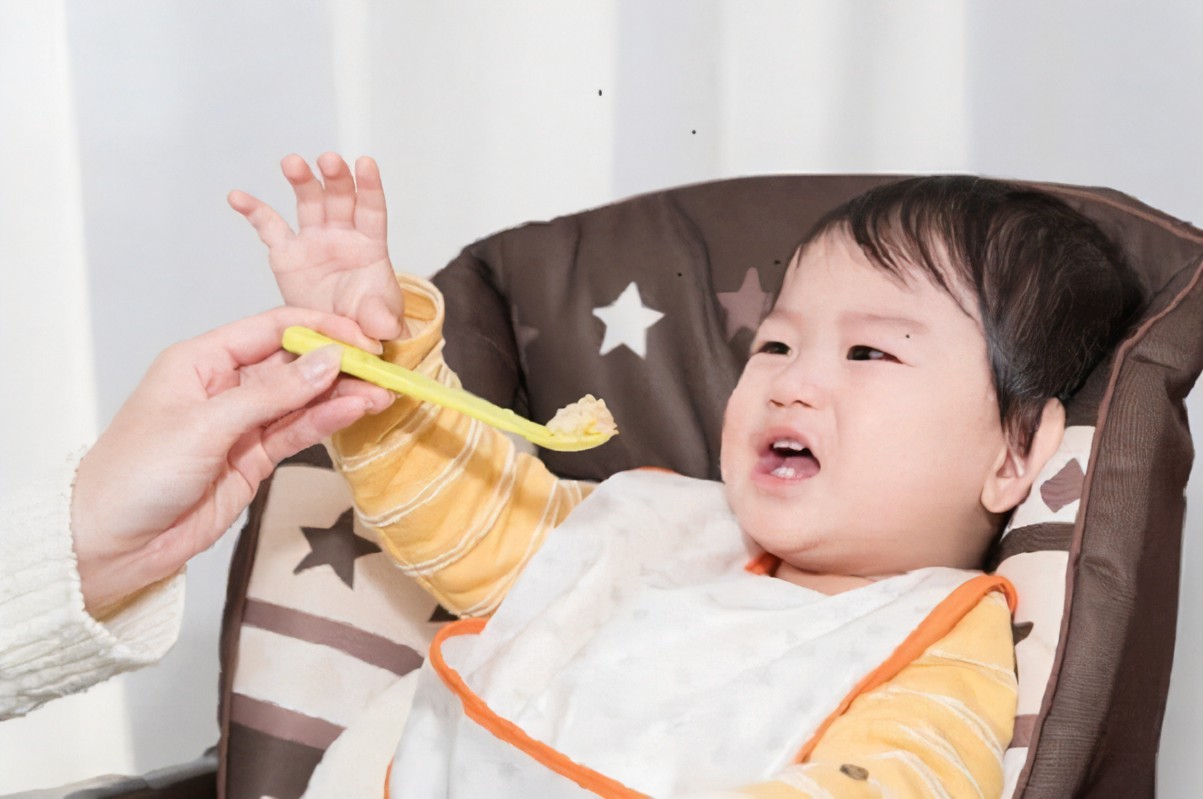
429,605,458,623
717,267,772,341
294,508,381,588
1013,621,1034,646
1040,459,1085,513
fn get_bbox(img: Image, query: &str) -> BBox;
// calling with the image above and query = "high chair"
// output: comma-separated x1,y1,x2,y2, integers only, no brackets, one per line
52,175,1203,798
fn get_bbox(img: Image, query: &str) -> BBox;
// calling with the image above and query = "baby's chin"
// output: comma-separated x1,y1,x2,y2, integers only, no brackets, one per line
734,514,889,577
738,517,827,564
722,481,860,568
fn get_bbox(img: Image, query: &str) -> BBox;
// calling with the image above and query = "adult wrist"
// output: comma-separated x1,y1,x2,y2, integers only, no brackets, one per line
69,450,166,616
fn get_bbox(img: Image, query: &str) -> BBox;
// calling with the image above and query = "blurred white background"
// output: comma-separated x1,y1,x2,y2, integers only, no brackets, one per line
2,0,1201,794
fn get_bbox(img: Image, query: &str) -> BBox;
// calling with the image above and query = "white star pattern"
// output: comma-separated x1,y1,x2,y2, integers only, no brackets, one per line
593,281,665,358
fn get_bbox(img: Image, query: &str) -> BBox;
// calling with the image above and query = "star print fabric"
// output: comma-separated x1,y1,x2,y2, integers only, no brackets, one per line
434,195,767,483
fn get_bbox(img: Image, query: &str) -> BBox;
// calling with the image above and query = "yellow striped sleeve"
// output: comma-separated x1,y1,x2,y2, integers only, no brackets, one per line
737,591,1017,799
329,274,590,616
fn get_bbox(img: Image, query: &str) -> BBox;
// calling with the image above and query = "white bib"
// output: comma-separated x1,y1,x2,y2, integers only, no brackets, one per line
389,471,988,798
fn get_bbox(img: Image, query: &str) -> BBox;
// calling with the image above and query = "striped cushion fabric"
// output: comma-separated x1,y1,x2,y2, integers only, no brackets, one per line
994,423,1094,795
218,447,443,799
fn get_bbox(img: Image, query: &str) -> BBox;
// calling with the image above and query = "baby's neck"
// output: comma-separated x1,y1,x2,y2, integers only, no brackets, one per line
774,561,893,595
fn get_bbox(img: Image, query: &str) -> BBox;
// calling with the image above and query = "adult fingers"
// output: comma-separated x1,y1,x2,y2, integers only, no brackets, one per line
317,152,356,229
281,153,325,228
204,344,346,437
328,374,395,410
353,156,388,242
227,189,295,249
188,306,383,372
167,459,266,560
256,395,376,468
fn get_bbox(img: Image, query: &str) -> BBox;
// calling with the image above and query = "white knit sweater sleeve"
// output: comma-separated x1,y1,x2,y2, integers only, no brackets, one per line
0,450,185,719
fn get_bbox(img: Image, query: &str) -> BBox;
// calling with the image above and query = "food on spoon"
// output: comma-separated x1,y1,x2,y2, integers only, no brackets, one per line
545,394,618,439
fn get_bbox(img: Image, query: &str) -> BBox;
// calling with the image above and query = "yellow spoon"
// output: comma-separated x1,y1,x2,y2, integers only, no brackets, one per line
282,326,617,452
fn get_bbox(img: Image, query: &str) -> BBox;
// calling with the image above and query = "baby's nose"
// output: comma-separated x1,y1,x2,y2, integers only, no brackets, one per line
769,346,837,406
768,361,827,408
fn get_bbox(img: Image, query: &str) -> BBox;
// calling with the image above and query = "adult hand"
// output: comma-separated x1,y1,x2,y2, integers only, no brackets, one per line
228,152,407,341
71,307,394,616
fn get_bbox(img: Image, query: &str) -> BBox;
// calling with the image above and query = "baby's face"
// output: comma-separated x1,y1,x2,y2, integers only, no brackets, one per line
720,230,1008,577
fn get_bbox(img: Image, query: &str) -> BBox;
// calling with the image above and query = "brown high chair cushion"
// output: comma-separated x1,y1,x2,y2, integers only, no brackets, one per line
217,176,1203,799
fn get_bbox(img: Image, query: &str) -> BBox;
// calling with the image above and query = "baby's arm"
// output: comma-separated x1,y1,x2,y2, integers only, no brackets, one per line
734,590,1017,799
328,274,592,616
231,155,590,615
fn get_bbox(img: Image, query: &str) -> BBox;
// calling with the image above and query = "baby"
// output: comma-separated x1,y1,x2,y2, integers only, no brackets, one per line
230,156,1140,798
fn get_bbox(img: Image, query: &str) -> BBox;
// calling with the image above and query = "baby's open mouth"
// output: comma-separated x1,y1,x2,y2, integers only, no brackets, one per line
759,438,821,480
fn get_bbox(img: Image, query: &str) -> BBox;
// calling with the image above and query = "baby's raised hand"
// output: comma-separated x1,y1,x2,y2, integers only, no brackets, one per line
229,153,406,341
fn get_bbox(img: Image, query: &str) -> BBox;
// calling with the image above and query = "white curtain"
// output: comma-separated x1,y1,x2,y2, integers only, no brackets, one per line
1,0,1200,793
0,0,121,787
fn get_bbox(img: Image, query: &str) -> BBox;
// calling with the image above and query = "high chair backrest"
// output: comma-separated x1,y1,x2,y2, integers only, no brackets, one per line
217,175,1203,799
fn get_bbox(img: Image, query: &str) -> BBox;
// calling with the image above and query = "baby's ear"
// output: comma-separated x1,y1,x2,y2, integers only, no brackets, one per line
981,398,1066,514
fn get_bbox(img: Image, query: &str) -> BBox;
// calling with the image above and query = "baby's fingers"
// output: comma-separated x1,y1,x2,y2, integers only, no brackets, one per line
281,154,326,228
227,190,294,249
353,156,388,242
358,292,407,341
318,152,356,229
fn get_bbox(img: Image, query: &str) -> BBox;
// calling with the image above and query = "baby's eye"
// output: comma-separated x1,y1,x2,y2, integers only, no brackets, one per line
755,341,791,356
847,345,899,363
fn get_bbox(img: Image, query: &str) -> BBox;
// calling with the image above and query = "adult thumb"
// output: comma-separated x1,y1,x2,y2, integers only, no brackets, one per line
207,344,344,436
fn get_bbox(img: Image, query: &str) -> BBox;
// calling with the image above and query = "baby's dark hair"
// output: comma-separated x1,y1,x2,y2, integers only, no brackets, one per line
803,176,1144,452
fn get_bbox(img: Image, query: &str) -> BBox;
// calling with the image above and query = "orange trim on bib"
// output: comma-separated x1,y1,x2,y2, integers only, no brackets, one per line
744,551,780,575
429,618,651,798
794,573,1017,763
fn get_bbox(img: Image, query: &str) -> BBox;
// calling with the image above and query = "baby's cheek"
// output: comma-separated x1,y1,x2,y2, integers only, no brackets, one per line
718,400,745,475
908,383,988,440
941,390,1006,458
